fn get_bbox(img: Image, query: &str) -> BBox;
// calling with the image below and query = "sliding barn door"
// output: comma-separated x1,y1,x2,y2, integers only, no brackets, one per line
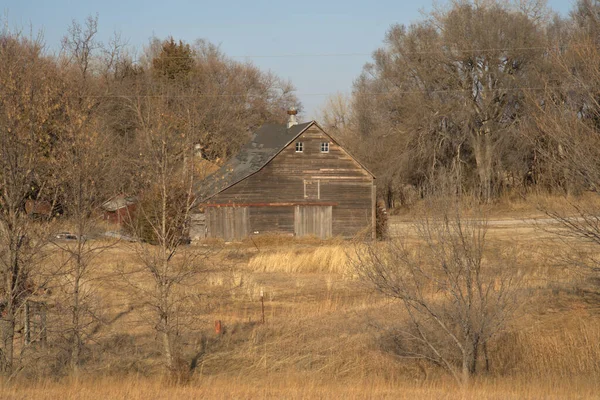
294,205,332,239
206,207,249,241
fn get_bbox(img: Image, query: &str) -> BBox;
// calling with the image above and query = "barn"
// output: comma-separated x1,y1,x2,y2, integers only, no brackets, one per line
101,195,136,225
193,113,375,241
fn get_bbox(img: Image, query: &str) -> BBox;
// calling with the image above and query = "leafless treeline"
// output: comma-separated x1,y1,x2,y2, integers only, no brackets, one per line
320,0,600,205
1,15,299,210
0,16,299,377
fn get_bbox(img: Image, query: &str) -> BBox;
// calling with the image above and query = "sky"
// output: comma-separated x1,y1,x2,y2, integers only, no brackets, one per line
3,0,574,119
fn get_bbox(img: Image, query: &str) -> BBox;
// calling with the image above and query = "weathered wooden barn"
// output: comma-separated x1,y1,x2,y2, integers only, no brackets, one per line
194,116,375,241
101,195,136,225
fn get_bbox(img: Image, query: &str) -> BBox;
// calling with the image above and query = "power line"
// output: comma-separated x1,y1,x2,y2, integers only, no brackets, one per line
230,52,373,59
0,85,580,98
132,44,590,62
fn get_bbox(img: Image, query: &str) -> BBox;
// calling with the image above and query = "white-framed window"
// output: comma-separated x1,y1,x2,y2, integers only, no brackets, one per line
295,142,304,152
320,142,329,153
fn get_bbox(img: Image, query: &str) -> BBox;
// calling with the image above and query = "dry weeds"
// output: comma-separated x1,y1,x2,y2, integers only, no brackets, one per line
247,245,353,275
1,376,598,399
5,208,600,398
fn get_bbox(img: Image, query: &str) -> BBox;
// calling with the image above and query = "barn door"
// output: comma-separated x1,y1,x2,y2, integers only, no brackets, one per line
294,205,332,239
207,207,249,241
189,213,206,241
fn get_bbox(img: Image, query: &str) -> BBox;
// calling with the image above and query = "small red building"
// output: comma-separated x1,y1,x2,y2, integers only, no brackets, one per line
101,195,136,225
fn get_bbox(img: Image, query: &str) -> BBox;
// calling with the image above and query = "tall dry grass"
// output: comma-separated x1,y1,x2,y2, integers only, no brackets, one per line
6,213,600,398
246,245,354,275
1,376,598,400
491,309,600,379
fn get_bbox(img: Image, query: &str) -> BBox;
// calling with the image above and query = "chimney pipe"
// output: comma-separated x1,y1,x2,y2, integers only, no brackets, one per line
287,107,298,128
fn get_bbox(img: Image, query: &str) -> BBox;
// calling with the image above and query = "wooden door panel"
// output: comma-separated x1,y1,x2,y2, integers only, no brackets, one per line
294,205,332,239
207,207,249,241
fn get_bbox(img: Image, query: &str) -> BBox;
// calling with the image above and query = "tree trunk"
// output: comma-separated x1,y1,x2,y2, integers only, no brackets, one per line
461,334,479,385
70,267,81,375
160,300,174,371
2,221,19,376
473,130,493,202
557,143,573,195
159,278,174,371
162,322,174,370
70,181,84,375
0,314,15,374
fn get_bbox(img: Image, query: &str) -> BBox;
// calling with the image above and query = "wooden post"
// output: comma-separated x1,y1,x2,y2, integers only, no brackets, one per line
372,183,377,240
260,290,265,324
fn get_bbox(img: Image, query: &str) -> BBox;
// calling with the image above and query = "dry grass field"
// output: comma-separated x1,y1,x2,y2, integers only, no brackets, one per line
2,200,600,399
1,376,599,400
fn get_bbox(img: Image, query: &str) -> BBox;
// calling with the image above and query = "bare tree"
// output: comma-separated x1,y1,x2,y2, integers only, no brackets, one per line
0,30,61,375
317,92,353,135
353,202,520,385
529,3,600,299
51,15,123,374
103,36,300,198
351,0,552,204
121,81,208,377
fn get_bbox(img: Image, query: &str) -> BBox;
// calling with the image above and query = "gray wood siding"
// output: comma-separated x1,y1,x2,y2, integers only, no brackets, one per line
205,125,374,239
189,213,206,240
294,205,332,239
320,181,373,238
206,207,249,241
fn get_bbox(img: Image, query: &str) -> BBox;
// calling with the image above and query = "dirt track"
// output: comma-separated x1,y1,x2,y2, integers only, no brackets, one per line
388,215,569,239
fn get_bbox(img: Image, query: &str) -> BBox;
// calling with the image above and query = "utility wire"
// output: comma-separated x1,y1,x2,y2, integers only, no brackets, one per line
132,44,595,61
0,85,581,98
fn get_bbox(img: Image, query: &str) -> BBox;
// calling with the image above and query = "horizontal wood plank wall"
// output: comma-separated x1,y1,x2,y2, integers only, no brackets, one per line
321,181,373,238
207,125,374,239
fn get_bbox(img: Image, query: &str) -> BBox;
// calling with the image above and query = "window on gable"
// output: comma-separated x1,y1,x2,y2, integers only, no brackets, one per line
320,142,329,153
295,142,303,152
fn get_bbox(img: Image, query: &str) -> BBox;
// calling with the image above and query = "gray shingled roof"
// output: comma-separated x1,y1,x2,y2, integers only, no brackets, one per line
196,121,314,202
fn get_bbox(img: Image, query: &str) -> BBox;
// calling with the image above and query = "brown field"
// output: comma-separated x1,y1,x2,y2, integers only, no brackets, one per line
3,202,600,399
1,376,599,400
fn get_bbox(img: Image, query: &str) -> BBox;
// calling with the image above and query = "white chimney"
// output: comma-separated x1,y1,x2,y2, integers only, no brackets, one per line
287,107,298,128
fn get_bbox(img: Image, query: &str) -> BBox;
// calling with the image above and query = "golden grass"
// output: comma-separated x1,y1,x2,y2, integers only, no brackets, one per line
499,309,600,379
246,244,354,275
8,207,600,398
1,376,599,400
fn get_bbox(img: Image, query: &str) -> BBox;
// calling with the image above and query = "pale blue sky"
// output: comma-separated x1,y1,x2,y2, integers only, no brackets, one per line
3,0,573,118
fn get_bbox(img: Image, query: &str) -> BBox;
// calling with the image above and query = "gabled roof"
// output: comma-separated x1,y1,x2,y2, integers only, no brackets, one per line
196,121,374,202
196,122,312,201
101,194,136,212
